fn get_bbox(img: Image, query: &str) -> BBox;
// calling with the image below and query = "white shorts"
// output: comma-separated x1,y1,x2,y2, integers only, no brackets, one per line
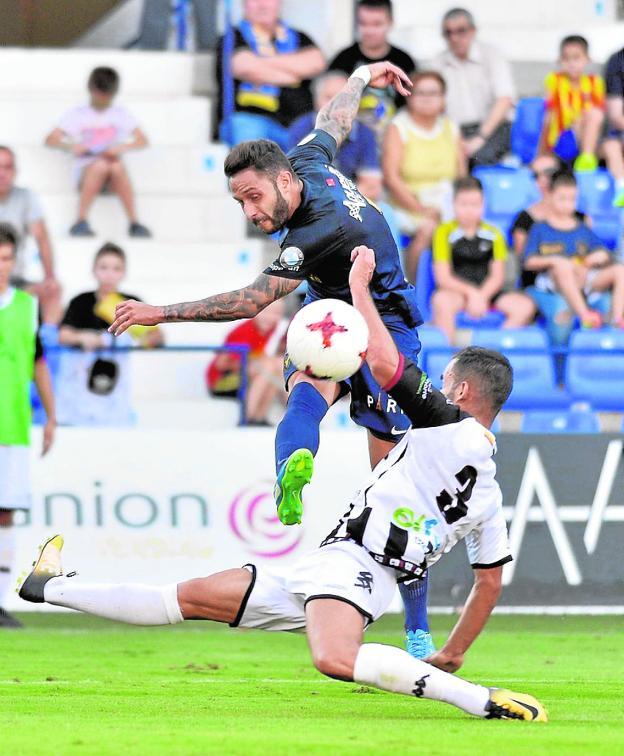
0,445,32,510
231,540,398,631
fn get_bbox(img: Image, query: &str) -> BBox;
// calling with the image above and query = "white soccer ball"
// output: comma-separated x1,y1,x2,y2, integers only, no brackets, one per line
286,299,369,382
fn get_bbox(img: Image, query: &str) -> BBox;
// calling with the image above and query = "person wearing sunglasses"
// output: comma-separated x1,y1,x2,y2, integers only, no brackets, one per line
430,8,515,168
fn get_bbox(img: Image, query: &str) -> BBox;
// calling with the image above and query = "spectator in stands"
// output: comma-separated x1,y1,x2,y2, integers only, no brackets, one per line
603,48,624,206
215,0,325,150
56,242,162,426
44,67,151,239
206,300,288,426
430,8,515,168
511,154,590,287
431,177,535,343
383,71,466,283
137,0,218,50
523,170,624,343
0,146,61,324
288,71,381,200
539,35,605,172
328,0,416,142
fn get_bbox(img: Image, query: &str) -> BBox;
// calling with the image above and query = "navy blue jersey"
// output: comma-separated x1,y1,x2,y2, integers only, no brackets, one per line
263,130,423,328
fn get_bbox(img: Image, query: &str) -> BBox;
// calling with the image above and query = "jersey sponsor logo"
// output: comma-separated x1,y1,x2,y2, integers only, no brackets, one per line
279,246,304,271
297,132,317,146
326,165,367,223
366,393,406,415
353,570,374,593
392,508,438,536
308,274,322,283
417,373,432,401
412,674,430,698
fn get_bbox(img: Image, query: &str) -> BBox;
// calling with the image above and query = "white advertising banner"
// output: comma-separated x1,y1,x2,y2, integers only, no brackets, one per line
9,428,371,611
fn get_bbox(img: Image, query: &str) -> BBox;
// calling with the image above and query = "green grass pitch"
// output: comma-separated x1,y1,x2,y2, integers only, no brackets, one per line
1,613,622,755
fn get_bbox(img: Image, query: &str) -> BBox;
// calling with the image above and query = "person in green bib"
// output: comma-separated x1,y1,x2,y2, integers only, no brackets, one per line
0,223,56,628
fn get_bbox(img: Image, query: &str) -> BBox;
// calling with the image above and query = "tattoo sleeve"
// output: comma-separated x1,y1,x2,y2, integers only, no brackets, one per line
315,77,366,149
162,273,300,323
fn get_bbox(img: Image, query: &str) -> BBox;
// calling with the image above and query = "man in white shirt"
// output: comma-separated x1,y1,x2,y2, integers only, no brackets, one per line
430,8,515,167
18,247,547,723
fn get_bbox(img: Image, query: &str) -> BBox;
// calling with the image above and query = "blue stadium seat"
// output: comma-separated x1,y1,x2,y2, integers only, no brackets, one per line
423,348,457,388
470,327,549,351
590,214,620,251
418,325,448,370
511,98,546,164
575,170,615,216
566,329,624,410
472,166,538,218
505,353,570,410
521,407,600,433
456,311,505,329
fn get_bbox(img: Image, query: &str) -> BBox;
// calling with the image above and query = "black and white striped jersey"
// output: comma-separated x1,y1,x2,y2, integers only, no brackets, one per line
322,358,512,579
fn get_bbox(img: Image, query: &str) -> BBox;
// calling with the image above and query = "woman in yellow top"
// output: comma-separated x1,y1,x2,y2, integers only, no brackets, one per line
383,71,466,283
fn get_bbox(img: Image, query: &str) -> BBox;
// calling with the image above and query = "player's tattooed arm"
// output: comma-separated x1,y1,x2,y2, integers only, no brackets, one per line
109,274,299,335
315,76,367,149
315,62,412,149
162,274,299,322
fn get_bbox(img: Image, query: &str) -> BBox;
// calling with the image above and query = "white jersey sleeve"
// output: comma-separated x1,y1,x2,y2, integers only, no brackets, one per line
464,498,512,569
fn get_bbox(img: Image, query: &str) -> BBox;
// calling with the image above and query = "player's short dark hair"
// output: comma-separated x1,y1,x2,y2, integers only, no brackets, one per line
452,347,513,414
95,241,126,264
357,0,393,16
560,35,589,54
453,176,483,196
0,222,18,254
88,66,120,94
549,169,577,191
224,140,295,181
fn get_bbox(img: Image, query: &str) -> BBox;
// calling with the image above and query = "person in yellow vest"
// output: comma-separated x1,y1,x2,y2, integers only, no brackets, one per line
0,223,55,628
383,71,466,283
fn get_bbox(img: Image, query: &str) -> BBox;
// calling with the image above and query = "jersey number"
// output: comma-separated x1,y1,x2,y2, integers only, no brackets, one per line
435,466,477,525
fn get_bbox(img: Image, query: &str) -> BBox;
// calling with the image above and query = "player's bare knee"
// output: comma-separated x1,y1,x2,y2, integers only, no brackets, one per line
312,647,356,682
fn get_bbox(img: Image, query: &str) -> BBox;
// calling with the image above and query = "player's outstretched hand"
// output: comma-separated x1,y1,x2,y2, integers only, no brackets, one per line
108,299,164,336
349,245,376,290
426,649,464,674
367,61,412,97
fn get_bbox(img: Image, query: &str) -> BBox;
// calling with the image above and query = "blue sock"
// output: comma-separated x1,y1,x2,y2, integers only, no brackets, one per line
399,575,430,634
275,382,329,474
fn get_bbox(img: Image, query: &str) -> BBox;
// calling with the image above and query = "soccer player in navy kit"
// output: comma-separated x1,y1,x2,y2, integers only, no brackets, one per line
109,61,432,658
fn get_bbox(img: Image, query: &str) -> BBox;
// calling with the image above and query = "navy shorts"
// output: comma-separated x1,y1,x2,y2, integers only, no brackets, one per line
284,312,421,442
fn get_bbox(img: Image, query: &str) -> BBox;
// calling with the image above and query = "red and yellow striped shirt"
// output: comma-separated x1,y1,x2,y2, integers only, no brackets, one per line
544,71,605,148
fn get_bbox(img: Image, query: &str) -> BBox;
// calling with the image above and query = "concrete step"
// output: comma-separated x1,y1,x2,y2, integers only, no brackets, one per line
15,143,229,195
0,96,211,146
40,192,247,242
134,398,241,430
0,48,196,97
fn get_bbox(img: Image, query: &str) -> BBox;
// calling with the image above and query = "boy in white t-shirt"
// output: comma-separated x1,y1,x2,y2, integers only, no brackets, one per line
45,67,151,239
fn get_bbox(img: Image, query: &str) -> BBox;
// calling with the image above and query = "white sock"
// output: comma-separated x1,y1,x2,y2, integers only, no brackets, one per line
43,577,184,626
0,526,16,606
353,643,490,717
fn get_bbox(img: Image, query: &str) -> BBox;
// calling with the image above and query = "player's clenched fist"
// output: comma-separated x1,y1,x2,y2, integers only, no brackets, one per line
108,299,164,336
349,245,376,290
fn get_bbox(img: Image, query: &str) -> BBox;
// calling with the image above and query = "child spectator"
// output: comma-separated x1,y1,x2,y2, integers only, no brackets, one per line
0,223,55,628
206,300,288,426
432,177,535,343
540,35,605,171
215,0,325,149
57,242,162,425
45,67,151,238
383,71,466,283
511,153,590,287
524,170,624,344
328,0,415,142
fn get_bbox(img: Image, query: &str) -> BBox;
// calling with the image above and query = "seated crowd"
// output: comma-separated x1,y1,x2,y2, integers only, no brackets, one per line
4,0,624,429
